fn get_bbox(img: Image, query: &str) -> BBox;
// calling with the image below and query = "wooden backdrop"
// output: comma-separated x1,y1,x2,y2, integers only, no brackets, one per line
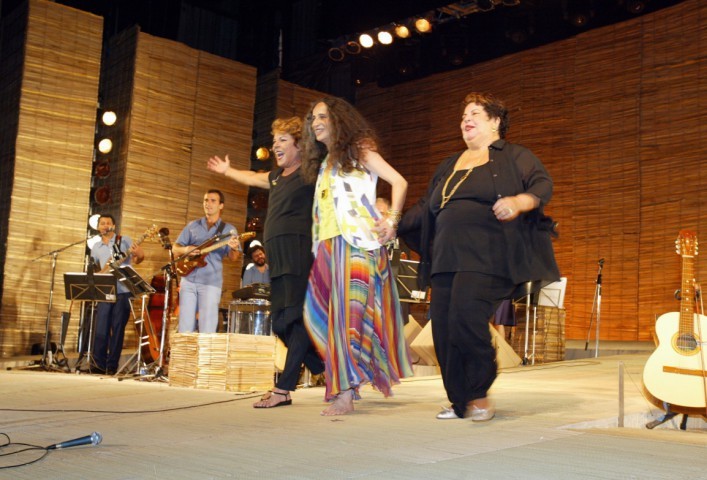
357,0,707,341
0,0,103,357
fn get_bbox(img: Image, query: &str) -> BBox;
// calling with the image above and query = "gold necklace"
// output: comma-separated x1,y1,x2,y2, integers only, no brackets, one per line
439,168,474,209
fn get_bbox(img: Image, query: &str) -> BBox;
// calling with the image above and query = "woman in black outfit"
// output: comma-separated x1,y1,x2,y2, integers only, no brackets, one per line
208,117,324,408
398,92,559,421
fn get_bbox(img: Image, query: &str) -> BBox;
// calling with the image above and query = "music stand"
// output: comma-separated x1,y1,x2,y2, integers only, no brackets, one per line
110,265,156,377
65,272,117,373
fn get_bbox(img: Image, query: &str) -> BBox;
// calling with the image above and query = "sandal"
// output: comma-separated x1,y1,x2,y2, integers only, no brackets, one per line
253,390,292,408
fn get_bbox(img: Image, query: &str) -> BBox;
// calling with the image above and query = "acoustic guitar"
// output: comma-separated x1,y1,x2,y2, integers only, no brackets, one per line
99,225,156,273
642,229,707,409
175,231,255,277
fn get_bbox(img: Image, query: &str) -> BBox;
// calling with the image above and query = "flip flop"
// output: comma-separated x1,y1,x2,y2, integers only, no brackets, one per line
253,390,292,408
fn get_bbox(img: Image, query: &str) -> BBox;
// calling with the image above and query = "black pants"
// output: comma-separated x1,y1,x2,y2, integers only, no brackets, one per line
270,273,323,391
430,272,515,417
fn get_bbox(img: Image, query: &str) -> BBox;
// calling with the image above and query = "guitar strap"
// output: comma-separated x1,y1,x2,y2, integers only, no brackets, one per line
214,220,226,237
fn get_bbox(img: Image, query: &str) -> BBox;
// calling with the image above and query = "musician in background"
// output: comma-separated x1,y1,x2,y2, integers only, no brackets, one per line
90,214,145,374
173,190,240,333
241,241,270,287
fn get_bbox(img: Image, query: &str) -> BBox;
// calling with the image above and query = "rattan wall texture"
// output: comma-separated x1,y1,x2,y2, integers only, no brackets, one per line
357,0,706,341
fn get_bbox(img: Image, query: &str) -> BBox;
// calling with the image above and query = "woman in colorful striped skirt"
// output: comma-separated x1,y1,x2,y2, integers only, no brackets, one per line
300,97,414,416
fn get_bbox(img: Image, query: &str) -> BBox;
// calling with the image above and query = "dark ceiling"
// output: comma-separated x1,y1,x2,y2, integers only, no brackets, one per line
1,0,687,98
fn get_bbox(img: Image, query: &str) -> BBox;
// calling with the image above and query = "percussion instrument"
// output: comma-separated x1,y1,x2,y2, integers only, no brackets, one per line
227,299,272,335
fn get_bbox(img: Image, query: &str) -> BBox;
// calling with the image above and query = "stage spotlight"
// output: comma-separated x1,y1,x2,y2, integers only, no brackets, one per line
414,18,432,33
93,186,111,205
359,33,374,48
394,24,410,39
255,147,270,161
328,47,345,62
97,138,113,154
377,30,393,45
88,213,101,230
345,41,362,55
477,0,494,11
101,111,117,126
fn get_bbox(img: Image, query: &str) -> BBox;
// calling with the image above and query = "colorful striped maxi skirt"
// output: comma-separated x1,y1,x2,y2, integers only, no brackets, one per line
304,236,414,401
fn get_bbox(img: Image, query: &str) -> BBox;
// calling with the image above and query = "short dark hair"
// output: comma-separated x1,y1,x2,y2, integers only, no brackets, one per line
462,92,510,138
98,214,116,224
207,189,225,204
248,244,264,257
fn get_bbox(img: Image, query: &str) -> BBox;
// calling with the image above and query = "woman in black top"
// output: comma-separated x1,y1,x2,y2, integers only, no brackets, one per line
398,92,560,421
208,117,323,408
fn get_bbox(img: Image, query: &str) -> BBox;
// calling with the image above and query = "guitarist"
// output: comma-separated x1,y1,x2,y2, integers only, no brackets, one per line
173,189,240,334
89,214,145,374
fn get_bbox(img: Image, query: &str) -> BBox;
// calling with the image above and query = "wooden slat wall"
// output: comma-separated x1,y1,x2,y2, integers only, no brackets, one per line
357,0,707,341
0,0,102,357
115,31,256,335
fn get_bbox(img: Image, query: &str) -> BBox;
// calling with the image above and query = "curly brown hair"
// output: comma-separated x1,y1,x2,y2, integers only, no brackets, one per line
271,116,302,143
462,92,510,139
300,97,380,184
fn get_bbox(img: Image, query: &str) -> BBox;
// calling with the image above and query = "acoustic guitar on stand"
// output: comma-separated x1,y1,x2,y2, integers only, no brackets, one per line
643,229,707,411
175,231,255,277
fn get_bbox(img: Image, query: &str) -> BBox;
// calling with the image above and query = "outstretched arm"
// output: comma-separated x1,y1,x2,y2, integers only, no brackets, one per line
207,154,270,189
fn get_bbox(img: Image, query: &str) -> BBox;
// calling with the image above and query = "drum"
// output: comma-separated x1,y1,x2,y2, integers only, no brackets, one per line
228,299,271,335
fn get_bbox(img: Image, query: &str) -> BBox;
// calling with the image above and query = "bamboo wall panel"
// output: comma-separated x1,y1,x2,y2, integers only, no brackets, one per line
117,31,256,325
0,0,102,357
357,0,706,341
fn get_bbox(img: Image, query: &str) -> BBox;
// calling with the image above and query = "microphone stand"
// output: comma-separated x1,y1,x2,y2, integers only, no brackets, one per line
585,259,604,357
32,237,86,371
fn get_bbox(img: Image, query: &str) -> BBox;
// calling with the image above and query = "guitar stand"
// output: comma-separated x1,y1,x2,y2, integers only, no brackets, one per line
645,403,689,430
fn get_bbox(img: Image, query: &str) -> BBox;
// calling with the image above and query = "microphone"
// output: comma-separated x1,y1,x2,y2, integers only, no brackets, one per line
47,432,102,450
598,258,605,266
158,227,172,249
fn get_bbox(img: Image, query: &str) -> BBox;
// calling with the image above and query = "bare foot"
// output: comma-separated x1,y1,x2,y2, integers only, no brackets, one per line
321,389,354,416
253,390,292,408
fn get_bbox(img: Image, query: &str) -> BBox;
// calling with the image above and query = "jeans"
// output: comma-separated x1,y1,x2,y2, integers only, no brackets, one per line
178,280,222,333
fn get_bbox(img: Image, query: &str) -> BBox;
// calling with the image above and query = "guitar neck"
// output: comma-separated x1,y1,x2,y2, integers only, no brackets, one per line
679,254,696,336
200,237,232,255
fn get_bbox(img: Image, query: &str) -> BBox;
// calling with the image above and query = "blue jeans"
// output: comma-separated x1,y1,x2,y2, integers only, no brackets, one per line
178,280,222,333
93,293,132,371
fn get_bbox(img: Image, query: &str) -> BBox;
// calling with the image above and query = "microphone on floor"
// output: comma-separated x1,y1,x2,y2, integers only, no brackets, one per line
47,432,102,450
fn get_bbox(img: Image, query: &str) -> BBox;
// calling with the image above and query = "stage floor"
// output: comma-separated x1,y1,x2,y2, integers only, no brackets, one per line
1,352,705,479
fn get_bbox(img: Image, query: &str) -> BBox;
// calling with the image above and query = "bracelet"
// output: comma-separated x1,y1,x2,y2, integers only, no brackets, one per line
385,217,399,230
387,209,402,225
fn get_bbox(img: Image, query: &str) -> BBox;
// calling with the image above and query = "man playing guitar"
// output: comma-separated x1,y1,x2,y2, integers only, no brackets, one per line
172,189,241,334
90,214,145,374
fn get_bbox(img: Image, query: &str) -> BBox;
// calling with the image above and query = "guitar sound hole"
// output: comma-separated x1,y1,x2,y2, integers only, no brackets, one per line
675,333,697,352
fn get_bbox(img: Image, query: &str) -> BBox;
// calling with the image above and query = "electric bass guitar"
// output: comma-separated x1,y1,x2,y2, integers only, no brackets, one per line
99,225,157,273
643,229,707,409
175,231,255,277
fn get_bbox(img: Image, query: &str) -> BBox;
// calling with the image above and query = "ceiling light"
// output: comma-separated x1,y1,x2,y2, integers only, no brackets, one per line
377,30,393,45
345,41,361,55
394,25,410,38
255,147,270,160
328,47,345,62
414,18,432,33
359,33,374,48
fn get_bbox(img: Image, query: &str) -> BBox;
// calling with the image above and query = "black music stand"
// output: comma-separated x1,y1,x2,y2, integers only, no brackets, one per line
110,265,156,377
65,271,117,373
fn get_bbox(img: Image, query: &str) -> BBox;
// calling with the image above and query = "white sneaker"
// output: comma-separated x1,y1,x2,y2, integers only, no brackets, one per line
435,406,462,420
